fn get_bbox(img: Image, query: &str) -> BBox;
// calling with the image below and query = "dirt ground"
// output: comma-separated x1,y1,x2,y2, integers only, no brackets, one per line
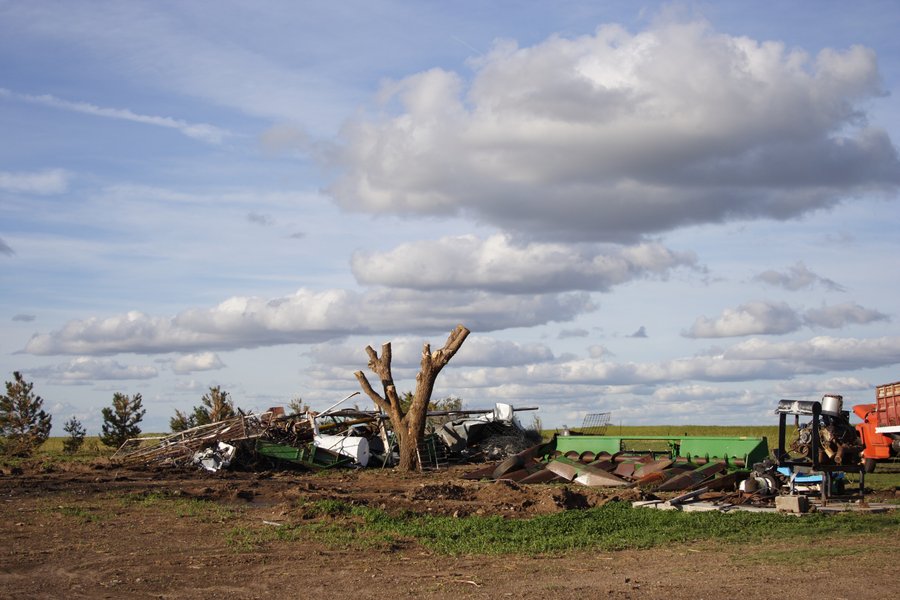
1,460,897,600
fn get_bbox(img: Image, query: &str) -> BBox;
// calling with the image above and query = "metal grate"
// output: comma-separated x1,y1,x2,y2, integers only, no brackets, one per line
417,434,450,470
579,412,611,435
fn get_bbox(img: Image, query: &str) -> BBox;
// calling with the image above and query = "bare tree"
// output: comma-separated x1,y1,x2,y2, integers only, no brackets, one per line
355,324,470,471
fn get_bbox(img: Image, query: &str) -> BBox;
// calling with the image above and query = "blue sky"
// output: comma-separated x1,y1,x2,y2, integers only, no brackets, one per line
2,1,900,433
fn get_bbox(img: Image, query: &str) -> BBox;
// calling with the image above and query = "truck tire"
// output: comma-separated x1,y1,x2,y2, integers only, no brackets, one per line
864,458,877,473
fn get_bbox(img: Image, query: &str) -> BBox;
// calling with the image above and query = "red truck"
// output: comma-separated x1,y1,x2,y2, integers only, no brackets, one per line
854,381,900,472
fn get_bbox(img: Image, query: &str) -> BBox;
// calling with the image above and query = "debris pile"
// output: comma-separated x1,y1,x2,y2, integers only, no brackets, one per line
463,433,767,493
113,399,538,472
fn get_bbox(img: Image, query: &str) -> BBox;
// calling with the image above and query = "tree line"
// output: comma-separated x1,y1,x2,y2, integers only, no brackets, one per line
0,372,247,457
2,325,473,472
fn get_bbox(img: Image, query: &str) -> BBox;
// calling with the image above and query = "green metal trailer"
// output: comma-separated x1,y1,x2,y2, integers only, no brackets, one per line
551,434,768,468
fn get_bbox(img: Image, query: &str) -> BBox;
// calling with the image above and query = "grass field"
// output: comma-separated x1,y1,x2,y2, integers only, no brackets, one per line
222,497,900,556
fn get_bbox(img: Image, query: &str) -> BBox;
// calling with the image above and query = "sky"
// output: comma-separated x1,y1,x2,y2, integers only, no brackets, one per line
2,1,900,434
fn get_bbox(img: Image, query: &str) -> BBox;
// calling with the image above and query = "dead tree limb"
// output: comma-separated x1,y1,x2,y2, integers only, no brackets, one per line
354,324,470,471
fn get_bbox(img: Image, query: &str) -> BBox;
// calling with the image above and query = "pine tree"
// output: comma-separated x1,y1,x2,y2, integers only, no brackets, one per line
0,371,52,457
198,386,236,424
100,393,145,449
169,409,197,432
169,386,238,432
62,416,86,455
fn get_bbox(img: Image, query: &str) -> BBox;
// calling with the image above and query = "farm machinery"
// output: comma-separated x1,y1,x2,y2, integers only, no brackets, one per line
853,381,900,472
754,382,900,501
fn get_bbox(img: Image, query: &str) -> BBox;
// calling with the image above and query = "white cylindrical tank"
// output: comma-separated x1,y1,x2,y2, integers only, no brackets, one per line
821,394,843,416
314,434,370,466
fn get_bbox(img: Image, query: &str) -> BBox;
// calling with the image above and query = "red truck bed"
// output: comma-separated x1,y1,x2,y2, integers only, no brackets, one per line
875,382,900,428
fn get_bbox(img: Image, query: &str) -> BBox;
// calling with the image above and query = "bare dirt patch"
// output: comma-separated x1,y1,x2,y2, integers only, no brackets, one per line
0,461,897,599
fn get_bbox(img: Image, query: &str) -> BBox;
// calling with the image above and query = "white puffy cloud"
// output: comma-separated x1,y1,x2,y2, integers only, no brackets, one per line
0,168,69,195
725,336,900,370
684,301,802,338
442,334,900,390
773,377,871,397
330,20,899,242
803,302,889,328
754,262,845,292
23,288,594,355
351,234,695,293
172,352,225,374
685,300,889,338
32,357,158,383
308,335,555,371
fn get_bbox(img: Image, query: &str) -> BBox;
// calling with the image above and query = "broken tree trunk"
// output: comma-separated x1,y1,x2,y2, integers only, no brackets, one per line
354,324,470,471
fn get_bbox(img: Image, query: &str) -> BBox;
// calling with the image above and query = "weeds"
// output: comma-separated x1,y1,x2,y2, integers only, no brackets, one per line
121,491,237,523
46,504,108,524
273,499,900,556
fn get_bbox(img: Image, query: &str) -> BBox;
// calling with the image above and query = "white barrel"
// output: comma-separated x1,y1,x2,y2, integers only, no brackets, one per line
314,434,370,466
821,394,843,416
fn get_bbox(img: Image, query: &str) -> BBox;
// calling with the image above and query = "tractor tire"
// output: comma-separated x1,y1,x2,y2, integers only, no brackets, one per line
864,458,877,474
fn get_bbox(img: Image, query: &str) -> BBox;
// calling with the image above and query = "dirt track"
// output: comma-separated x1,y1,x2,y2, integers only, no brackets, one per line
1,461,897,599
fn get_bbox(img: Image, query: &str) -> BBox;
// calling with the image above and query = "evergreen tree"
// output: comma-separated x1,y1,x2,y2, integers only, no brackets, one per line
198,386,236,423
169,386,237,432
169,409,197,432
62,416,86,455
0,371,52,456
100,393,145,449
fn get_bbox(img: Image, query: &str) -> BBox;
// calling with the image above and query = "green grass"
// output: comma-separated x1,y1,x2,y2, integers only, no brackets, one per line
46,504,109,524
121,490,238,523
224,499,899,556
846,462,900,493
355,502,899,555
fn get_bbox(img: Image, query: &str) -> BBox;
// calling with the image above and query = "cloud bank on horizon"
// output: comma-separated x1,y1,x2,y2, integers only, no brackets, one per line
1,3,899,431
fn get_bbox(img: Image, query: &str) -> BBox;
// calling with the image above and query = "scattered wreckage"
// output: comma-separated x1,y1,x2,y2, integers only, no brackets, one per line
113,395,539,472
113,392,895,516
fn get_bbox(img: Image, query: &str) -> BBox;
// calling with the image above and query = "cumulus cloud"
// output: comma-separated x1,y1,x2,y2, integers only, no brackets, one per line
686,300,888,338
725,336,900,371
445,334,900,390
0,88,229,144
329,20,899,242
351,234,696,293
774,376,871,396
754,262,845,291
12,314,36,322
684,301,802,338
803,302,889,328
309,335,555,371
0,168,69,195
31,357,158,383
172,352,225,374
23,288,594,355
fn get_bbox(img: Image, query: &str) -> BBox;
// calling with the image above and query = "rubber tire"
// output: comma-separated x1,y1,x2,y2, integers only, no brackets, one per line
864,458,877,474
